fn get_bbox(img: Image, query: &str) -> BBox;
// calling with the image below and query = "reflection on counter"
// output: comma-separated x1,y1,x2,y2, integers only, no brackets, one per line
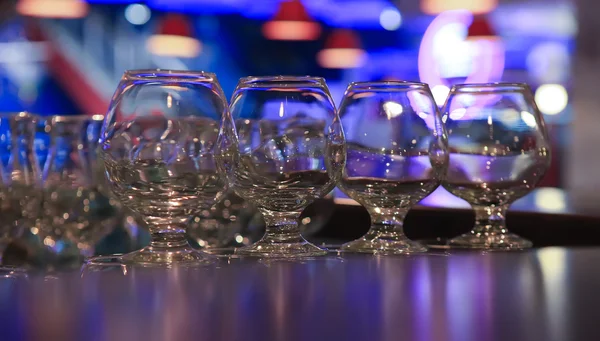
3,249,596,341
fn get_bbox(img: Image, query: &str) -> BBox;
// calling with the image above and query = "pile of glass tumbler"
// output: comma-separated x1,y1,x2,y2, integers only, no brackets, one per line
0,114,118,269
0,70,552,268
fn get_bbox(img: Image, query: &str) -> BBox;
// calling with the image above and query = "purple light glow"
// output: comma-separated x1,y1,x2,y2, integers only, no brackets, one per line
466,38,505,84
418,10,505,120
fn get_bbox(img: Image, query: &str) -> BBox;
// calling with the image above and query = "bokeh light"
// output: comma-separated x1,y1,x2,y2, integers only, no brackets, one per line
421,0,498,15
262,21,321,41
125,4,151,26
534,187,567,211
535,84,568,115
146,35,201,58
419,10,504,106
520,111,537,128
383,101,403,119
17,0,88,18
431,84,450,106
379,8,402,31
317,30,366,69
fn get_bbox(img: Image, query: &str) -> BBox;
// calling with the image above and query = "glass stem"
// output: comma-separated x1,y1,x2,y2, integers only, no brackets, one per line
260,210,304,243
145,220,190,249
367,209,408,239
472,205,508,235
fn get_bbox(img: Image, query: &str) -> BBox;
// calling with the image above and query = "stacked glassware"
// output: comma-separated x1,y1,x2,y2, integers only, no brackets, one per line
0,114,135,271
0,113,41,273
36,115,120,263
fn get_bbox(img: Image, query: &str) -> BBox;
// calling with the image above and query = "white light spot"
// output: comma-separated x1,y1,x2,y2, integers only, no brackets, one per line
535,84,568,115
43,237,55,247
449,108,466,120
125,4,151,26
520,111,537,128
534,188,566,211
431,85,449,106
383,101,403,119
431,22,471,78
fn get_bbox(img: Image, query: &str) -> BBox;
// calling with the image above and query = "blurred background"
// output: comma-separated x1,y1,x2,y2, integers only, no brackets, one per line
0,0,581,212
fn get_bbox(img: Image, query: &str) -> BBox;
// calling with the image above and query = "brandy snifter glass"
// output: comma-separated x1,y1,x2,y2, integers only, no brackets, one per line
442,83,551,249
337,81,447,255
217,76,345,258
98,70,228,266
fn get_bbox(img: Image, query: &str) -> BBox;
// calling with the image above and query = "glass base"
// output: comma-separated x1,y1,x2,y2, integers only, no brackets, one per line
449,230,532,250
235,237,327,258
341,230,427,255
88,244,217,268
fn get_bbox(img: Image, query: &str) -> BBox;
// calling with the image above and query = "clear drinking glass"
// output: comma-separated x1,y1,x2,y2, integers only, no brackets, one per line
442,83,551,249
217,76,345,258
337,81,447,254
99,70,228,266
39,116,119,259
0,113,40,266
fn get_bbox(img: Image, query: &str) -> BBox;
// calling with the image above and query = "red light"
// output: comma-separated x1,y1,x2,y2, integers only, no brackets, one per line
420,0,497,15
147,14,202,58
317,29,366,69
467,15,497,40
262,0,321,41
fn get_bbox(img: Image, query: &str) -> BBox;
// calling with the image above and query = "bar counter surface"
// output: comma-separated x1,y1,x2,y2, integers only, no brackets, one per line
1,247,600,341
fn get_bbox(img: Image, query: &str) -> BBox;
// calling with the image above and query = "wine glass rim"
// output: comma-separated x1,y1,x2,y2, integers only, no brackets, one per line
238,75,326,86
123,69,217,81
348,80,430,90
450,82,531,93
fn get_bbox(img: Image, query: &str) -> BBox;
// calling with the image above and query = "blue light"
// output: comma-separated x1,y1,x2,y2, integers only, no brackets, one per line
379,7,402,31
125,4,151,25
86,0,394,28
147,0,247,15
